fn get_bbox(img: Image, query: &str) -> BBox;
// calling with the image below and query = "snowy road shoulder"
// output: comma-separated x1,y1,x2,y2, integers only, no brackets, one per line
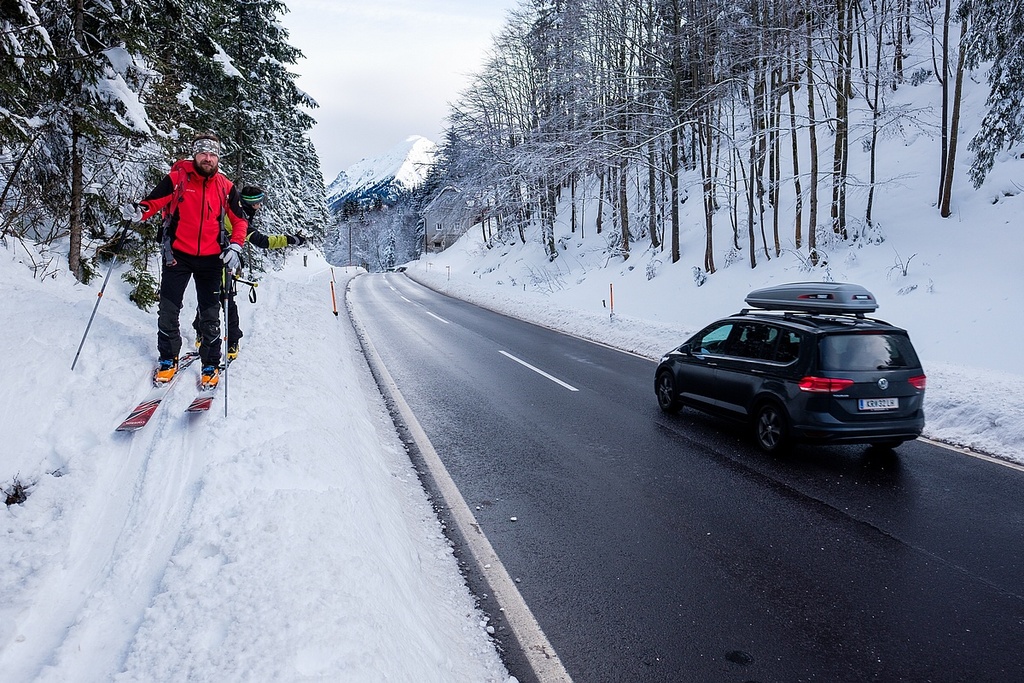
0,249,511,682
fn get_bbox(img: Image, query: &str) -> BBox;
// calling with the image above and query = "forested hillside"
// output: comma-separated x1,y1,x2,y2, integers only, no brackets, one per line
1,0,326,301
417,0,1022,270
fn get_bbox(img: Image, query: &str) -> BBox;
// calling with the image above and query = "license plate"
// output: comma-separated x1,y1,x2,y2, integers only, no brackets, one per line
858,397,899,411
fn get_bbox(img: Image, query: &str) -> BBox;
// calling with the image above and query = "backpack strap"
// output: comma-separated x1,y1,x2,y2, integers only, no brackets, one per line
158,164,191,242
218,176,231,250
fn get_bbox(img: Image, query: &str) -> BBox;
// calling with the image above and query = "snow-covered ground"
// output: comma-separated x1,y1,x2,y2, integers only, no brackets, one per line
0,246,511,682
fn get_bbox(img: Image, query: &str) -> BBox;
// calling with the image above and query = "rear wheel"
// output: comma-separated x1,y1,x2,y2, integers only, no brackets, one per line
753,402,789,454
655,371,682,414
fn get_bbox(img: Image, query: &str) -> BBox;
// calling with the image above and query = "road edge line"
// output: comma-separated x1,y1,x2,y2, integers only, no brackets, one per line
917,437,1024,473
349,287,574,683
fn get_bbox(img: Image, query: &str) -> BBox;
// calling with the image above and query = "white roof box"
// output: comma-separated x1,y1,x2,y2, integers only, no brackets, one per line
744,282,878,314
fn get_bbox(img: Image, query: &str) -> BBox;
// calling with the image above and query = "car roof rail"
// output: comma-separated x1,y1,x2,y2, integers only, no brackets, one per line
737,308,895,327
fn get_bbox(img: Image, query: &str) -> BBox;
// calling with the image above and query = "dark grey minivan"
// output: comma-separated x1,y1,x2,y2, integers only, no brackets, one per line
654,283,926,453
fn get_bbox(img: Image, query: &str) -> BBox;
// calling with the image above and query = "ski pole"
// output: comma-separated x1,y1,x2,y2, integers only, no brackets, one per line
222,266,234,417
71,221,132,371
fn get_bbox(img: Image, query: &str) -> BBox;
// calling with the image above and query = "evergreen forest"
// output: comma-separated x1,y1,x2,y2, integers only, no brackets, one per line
1,0,326,306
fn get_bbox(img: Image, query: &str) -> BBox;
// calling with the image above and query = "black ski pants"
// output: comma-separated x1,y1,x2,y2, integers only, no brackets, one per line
192,291,241,347
157,251,223,367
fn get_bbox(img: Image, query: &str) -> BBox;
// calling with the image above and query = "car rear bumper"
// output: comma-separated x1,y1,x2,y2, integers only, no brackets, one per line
790,413,924,444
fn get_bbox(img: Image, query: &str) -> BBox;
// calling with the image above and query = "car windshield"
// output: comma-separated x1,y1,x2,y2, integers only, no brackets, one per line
820,333,920,371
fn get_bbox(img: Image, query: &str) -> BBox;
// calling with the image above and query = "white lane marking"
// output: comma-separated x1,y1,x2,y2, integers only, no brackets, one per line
426,311,450,324
355,326,574,682
499,350,579,392
918,437,1024,473
389,281,443,319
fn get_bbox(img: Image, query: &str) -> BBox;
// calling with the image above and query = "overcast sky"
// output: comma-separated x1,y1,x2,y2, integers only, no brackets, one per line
280,0,521,183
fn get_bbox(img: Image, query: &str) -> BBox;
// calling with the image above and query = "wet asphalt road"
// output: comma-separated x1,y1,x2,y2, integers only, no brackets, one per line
347,272,1024,683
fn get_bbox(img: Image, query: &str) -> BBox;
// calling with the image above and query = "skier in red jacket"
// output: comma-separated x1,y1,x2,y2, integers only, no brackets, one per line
136,132,248,388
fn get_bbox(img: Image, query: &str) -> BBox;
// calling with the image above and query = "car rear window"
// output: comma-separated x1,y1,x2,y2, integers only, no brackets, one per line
819,333,920,371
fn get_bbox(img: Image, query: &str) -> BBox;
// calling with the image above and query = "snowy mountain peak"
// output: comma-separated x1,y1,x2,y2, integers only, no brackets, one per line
326,135,437,208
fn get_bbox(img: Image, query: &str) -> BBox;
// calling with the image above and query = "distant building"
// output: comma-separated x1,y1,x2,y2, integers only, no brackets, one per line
421,186,481,252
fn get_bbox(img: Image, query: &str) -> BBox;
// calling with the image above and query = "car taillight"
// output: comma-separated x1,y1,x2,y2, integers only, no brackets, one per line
799,376,855,393
908,375,927,390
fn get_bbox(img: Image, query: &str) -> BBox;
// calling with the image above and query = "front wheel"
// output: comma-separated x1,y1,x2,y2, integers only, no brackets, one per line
753,402,789,454
655,371,682,414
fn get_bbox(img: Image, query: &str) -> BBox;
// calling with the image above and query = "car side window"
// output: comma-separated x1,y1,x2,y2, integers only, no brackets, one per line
695,323,733,355
725,322,777,360
775,329,802,364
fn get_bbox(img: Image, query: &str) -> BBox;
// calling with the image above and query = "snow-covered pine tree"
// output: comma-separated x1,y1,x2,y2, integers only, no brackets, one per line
200,0,326,247
1,0,152,282
960,0,1024,187
1,0,52,240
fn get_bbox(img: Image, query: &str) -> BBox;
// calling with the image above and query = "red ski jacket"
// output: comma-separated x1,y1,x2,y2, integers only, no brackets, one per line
140,160,248,257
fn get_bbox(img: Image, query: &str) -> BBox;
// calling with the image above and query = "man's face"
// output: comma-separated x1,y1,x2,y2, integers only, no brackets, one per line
194,151,219,177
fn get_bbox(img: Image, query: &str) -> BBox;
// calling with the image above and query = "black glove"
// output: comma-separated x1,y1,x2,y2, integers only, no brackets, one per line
286,234,306,247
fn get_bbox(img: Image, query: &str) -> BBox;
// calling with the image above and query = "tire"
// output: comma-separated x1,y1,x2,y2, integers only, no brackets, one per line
655,370,683,414
753,401,789,454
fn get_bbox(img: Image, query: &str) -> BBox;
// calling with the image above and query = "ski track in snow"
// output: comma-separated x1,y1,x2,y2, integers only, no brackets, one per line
6,368,215,680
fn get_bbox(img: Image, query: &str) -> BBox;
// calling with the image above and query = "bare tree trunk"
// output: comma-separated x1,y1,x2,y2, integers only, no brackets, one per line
787,47,804,250
578,176,585,239
618,154,630,259
893,0,906,85
940,18,968,217
699,111,716,273
670,125,681,262
806,13,820,264
648,143,660,249
543,179,558,261
68,0,88,282
570,173,578,234
749,67,770,264
938,0,951,203
865,0,886,226
769,66,783,257
69,120,84,281
747,141,757,268
831,0,852,240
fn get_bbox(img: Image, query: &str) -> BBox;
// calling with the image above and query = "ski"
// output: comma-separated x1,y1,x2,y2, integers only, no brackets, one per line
184,389,216,413
184,359,231,413
116,352,200,432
